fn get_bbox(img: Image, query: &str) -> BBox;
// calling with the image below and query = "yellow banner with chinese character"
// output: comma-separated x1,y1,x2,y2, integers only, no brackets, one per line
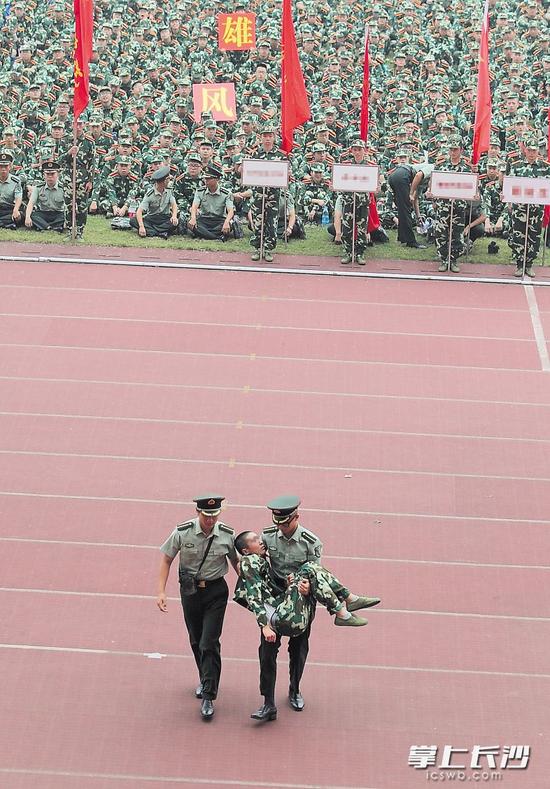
192,83,237,123
218,12,256,51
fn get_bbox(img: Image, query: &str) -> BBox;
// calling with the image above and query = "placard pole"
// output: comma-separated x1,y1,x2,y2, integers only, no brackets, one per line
259,187,266,260
542,223,548,267
284,188,288,245
522,203,530,277
447,199,455,271
351,192,357,264
465,201,473,263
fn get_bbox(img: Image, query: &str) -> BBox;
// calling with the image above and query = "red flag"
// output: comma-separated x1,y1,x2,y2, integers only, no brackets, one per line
360,26,370,143
281,0,310,154
472,0,492,165
544,107,550,228
73,0,94,121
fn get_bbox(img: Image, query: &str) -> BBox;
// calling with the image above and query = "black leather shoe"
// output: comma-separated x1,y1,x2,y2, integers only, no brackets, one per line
200,699,214,720
195,683,203,699
289,691,305,711
407,242,427,248
251,703,277,722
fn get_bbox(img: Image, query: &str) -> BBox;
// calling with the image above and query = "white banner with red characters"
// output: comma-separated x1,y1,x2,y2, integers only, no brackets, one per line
218,12,256,50
241,159,290,188
430,171,479,200
331,164,379,193
192,83,237,123
502,176,550,206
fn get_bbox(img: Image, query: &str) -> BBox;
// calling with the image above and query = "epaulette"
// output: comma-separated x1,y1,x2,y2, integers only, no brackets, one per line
301,530,317,544
218,523,234,535
263,526,277,534
219,187,230,195
177,520,194,531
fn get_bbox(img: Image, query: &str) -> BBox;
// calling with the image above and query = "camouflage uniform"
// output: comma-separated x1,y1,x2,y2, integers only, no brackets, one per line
250,146,282,253
507,154,550,272
433,159,469,267
337,191,370,260
235,554,350,637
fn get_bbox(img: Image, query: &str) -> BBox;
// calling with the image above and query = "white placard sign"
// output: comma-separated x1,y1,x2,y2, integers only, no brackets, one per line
502,176,550,206
241,159,289,188
332,164,379,193
430,171,479,200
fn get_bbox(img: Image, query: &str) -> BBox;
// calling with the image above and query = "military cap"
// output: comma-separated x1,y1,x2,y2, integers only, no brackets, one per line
261,124,276,134
267,495,301,524
522,134,540,149
151,165,171,181
179,77,192,86
316,124,330,133
42,160,60,171
225,139,237,147
310,163,325,172
198,137,213,146
2,126,15,135
486,158,500,168
232,154,243,164
116,155,132,165
325,106,338,115
205,164,223,179
0,150,13,165
160,128,173,137
447,135,463,148
193,494,225,516
396,148,410,158
187,152,202,164
350,139,366,148
50,119,65,128
311,142,326,152
250,96,263,106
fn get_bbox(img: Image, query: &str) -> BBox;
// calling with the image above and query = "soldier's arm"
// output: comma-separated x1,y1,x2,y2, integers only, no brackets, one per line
157,552,175,612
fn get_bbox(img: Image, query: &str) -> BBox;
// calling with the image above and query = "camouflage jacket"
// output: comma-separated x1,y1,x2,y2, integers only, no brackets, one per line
234,554,279,627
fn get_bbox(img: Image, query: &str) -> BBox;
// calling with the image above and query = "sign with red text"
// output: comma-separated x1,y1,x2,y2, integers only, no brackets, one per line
192,83,237,123
502,176,550,206
430,171,478,200
241,158,289,188
332,164,379,193
218,12,256,50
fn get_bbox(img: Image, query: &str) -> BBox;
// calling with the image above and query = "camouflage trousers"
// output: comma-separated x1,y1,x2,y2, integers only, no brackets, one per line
250,187,278,251
434,201,466,263
271,562,350,638
341,194,370,256
63,177,91,232
508,204,544,268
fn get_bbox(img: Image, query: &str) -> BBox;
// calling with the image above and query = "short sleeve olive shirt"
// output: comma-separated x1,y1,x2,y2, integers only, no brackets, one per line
160,518,237,580
192,185,234,217
140,185,176,216
261,524,323,580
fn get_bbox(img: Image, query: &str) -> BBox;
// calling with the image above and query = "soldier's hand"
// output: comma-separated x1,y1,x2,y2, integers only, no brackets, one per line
157,593,168,612
12,209,20,221
334,232,342,243
298,579,310,596
89,201,98,212
25,215,32,228
188,217,196,229
262,624,276,642
286,573,294,587
138,226,146,237
170,215,178,226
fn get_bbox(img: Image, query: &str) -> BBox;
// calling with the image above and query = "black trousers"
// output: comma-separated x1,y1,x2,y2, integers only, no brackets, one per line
30,208,65,231
180,577,229,700
388,166,417,245
191,214,226,240
130,214,176,238
259,623,311,704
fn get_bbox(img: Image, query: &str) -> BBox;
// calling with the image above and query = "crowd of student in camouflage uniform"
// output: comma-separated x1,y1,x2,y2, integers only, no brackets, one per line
0,0,548,267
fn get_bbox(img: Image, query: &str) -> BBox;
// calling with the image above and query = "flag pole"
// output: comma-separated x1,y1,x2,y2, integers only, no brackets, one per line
70,121,78,241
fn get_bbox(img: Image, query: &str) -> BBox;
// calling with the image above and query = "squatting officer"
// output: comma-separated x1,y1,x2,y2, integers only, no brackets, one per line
157,494,238,720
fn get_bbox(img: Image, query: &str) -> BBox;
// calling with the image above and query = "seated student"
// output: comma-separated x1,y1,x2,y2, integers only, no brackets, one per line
0,150,23,228
234,530,377,720
188,164,235,240
25,159,66,232
130,165,178,239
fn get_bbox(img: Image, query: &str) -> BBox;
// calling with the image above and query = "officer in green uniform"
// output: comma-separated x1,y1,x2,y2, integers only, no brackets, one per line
188,164,234,240
131,165,178,239
0,151,24,228
157,495,238,720
25,160,66,232
259,495,380,717
234,530,371,722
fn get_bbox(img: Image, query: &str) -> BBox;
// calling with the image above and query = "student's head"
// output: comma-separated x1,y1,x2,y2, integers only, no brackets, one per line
234,531,265,556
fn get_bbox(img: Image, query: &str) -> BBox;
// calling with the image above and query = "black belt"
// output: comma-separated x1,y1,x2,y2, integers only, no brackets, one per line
196,577,224,588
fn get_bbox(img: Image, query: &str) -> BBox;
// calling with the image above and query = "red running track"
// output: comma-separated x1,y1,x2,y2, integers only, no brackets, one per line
1,260,550,789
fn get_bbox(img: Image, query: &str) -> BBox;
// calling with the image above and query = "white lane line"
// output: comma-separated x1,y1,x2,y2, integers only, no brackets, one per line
0,281,529,313
1,589,549,622
3,410,550,445
1,490,549,524
0,312,531,343
2,448,550,484
1,642,549,678
525,285,550,372
0,342,538,373
3,538,550,570
2,375,550,409
0,767,373,789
